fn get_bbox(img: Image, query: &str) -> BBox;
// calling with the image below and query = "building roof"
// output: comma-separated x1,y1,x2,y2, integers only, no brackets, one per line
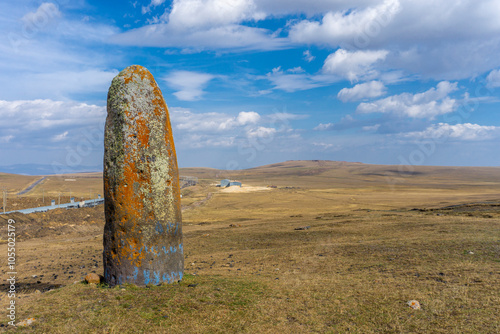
220,179,231,187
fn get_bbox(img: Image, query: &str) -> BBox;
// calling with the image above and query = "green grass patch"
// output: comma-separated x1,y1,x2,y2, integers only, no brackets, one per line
9,275,268,333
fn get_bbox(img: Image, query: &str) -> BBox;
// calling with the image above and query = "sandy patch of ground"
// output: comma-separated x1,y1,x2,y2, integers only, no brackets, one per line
219,184,271,193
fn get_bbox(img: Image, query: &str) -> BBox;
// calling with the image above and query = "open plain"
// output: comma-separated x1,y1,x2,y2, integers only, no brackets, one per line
1,160,499,333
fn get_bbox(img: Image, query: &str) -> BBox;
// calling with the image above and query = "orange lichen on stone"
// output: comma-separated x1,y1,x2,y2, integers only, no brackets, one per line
104,65,183,287
126,237,145,266
151,86,166,116
122,65,152,85
135,117,150,148
119,162,144,218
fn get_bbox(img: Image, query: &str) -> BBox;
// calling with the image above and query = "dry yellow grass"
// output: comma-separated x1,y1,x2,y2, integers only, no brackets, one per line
27,173,103,199
0,173,40,193
1,161,499,333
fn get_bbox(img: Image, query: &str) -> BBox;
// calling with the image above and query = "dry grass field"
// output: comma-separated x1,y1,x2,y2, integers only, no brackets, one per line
0,160,499,333
0,174,40,194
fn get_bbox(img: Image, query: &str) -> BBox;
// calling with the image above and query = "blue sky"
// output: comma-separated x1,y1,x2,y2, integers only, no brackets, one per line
1,0,500,173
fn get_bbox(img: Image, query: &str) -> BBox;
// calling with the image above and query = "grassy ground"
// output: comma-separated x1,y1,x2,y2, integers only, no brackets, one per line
0,161,499,333
0,174,40,195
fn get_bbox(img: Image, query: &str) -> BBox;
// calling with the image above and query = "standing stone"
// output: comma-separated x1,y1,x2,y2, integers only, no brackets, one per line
103,65,183,286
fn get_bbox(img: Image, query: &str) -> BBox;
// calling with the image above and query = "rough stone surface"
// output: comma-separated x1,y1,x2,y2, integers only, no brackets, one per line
85,273,101,284
103,65,183,287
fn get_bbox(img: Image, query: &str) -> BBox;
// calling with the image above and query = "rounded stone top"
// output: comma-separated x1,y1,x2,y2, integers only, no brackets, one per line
115,65,155,84
107,65,167,123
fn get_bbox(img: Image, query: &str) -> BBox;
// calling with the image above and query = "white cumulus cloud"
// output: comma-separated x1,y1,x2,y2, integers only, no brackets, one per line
107,0,500,78
486,69,500,88
113,0,287,52
111,23,287,51
404,123,500,141
357,81,459,119
164,71,215,101
0,99,105,148
172,108,262,133
246,126,276,138
0,99,105,131
338,81,386,102
169,107,297,149
288,0,401,46
322,49,389,82
284,0,500,80
237,111,260,125
166,0,264,29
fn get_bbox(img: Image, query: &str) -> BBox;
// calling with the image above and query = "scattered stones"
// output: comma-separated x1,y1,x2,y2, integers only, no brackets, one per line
294,226,311,230
407,300,421,310
103,65,184,287
85,273,102,284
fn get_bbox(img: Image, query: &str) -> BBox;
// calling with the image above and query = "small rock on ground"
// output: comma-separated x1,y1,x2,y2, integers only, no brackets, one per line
407,300,421,310
85,273,102,284
17,318,35,327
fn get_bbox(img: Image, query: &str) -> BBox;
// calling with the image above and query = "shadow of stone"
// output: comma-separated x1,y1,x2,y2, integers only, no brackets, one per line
1,282,64,294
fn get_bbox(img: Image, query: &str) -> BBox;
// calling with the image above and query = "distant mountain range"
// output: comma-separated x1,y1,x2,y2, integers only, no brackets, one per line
0,164,102,176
